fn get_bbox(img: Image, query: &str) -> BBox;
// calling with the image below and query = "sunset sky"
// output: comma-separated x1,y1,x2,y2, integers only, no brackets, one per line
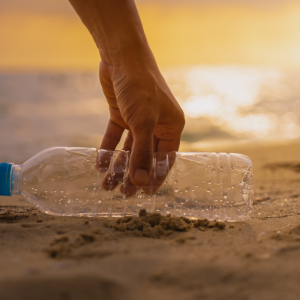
1,0,300,70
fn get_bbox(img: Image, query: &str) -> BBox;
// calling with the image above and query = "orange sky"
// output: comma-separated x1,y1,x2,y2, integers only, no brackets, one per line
1,1,300,70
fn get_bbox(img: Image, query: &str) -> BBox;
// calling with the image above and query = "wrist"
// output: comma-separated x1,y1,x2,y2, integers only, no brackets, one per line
69,0,156,68
93,31,155,68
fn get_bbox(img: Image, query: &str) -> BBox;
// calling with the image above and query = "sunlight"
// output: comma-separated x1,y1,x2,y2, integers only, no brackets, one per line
1,1,300,69
163,66,300,142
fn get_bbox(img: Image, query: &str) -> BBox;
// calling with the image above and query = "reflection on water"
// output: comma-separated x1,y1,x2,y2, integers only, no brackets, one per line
164,66,300,148
1,66,300,162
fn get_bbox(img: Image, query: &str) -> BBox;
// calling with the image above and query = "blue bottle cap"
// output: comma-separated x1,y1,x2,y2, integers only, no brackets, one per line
0,163,13,196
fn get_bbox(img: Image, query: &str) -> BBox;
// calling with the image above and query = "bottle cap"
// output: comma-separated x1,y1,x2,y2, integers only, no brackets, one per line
0,163,13,196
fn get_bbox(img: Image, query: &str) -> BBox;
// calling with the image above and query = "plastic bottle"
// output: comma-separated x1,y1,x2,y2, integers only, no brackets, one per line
0,147,254,221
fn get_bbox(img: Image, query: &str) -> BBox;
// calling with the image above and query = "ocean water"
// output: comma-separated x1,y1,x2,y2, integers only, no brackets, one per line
1,66,300,163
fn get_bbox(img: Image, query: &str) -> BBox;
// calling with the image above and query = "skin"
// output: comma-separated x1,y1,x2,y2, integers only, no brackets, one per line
68,0,185,187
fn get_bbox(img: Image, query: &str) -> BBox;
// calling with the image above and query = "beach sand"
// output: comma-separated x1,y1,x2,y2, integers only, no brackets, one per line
1,141,300,300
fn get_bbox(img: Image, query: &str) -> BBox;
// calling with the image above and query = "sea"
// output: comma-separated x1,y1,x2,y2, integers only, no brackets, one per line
1,65,300,163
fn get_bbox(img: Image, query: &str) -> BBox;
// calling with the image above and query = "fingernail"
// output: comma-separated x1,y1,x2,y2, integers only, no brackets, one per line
134,169,148,186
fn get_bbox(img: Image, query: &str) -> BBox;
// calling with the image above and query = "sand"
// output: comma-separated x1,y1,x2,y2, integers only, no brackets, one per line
1,141,300,300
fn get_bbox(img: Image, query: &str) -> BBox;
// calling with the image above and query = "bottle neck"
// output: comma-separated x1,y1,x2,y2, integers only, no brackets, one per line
11,164,22,195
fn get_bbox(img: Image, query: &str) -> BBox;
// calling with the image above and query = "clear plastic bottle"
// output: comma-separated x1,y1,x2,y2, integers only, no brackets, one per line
0,147,254,221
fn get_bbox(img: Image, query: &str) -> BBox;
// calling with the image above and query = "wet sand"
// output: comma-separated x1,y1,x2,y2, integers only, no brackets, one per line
1,141,300,300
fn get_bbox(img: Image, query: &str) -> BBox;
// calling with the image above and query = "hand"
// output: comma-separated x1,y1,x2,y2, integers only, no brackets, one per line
99,57,185,187
68,0,185,188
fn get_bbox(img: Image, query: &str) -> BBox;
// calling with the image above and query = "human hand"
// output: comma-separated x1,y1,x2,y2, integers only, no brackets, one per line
68,0,185,190
98,57,185,189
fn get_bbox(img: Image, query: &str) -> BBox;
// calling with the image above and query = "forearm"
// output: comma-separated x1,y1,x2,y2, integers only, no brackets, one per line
68,0,155,67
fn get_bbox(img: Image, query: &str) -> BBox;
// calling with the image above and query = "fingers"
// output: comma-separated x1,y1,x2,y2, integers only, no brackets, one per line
118,131,138,196
100,149,137,197
157,137,181,174
120,170,138,197
96,119,124,173
153,135,159,152
157,136,181,153
99,137,179,197
123,130,134,151
129,124,155,187
142,152,168,195
99,126,180,196
142,138,180,195
101,131,135,195
100,119,124,150
122,131,158,192
101,150,128,191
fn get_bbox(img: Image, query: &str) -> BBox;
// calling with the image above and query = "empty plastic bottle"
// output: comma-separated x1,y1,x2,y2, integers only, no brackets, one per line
0,147,254,221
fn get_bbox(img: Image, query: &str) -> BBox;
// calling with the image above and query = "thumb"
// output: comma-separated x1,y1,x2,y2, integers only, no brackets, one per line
129,124,154,187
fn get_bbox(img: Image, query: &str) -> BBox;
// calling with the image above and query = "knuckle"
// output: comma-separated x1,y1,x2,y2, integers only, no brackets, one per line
175,110,185,131
179,115,185,131
131,117,156,134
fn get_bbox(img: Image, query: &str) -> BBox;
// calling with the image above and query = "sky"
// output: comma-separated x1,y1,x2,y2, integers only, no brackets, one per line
0,0,300,70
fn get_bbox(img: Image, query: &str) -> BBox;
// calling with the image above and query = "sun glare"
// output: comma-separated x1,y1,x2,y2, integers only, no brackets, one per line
164,66,300,142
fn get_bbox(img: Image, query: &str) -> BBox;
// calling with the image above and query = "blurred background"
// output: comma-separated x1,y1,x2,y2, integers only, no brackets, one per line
1,0,300,163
